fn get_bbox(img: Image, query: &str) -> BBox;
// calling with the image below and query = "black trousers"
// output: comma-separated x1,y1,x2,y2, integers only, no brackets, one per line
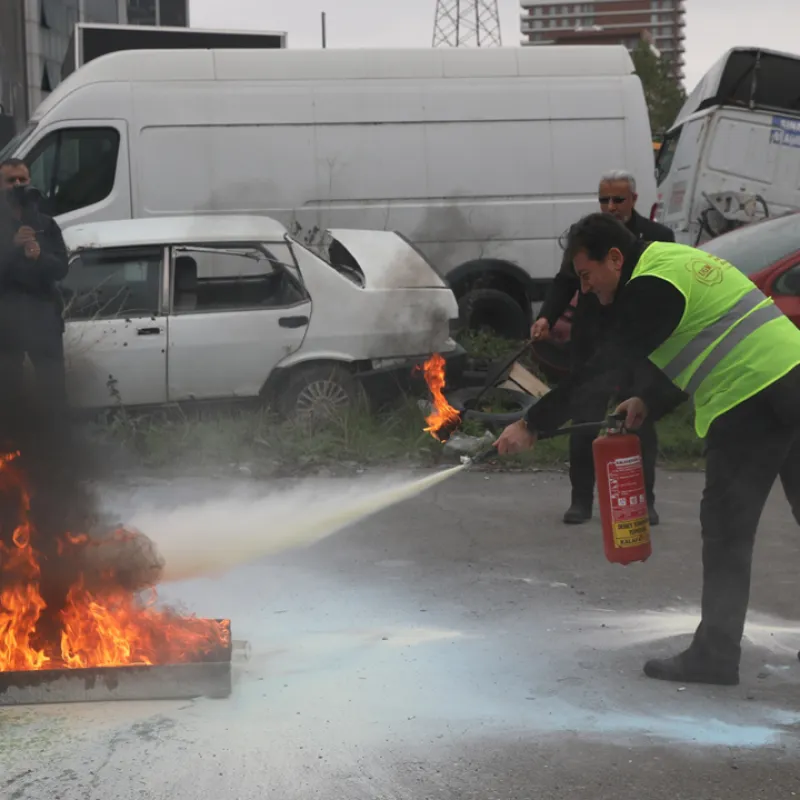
0,337,68,442
568,391,658,508
692,370,800,666
566,295,659,508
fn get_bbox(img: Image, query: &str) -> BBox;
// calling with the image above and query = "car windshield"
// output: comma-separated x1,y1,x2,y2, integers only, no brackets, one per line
0,122,37,163
699,213,800,276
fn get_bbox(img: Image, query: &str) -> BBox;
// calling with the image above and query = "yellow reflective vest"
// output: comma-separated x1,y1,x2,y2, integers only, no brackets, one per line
629,242,800,437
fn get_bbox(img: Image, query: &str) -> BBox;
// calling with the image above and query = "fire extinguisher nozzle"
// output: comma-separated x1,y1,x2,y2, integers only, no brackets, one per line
462,444,498,466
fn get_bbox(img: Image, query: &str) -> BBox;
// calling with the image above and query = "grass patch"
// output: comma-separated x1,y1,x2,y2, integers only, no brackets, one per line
456,330,529,362
80,394,704,477
81,399,443,475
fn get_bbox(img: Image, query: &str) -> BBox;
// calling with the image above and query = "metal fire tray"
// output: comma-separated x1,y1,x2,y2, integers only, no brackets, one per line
0,619,232,707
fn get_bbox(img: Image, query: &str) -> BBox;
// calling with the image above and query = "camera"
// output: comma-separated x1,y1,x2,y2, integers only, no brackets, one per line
10,184,42,208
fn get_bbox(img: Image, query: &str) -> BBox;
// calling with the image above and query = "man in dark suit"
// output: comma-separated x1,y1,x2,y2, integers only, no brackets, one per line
0,157,69,429
0,158,93,642
530,170,676,526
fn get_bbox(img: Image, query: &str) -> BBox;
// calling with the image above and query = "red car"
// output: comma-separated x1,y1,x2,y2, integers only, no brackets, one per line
700,212,800,329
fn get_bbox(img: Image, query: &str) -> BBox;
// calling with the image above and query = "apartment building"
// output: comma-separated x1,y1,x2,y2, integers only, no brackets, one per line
0,0,188,137
520,0,686,80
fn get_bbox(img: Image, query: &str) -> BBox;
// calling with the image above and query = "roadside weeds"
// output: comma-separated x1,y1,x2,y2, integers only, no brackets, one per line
80,396,705,478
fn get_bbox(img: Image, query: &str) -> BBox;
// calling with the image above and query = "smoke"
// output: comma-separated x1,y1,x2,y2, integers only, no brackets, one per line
123,467,464,584
0,298,114,628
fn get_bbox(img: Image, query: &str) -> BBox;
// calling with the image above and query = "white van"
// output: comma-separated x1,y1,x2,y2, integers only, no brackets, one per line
655,47,800,247
1,45,656,339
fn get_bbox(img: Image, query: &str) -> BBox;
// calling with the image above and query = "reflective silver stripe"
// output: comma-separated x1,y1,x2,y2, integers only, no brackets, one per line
662,289,766,381
683,301,785,396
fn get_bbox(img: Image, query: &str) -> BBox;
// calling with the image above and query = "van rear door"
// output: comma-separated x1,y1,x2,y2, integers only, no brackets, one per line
655,116,708,244
17,120,131,226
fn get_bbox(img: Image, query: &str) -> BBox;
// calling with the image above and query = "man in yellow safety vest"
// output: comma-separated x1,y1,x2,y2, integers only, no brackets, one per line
496,212,800,686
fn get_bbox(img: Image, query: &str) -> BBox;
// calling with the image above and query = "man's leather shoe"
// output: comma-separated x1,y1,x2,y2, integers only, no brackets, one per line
648,505,660,526
643,648,739,686
563,502,592,524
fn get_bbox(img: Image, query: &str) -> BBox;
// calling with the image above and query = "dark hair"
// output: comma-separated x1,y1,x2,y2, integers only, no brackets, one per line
564,212,637,263
0,157,27,171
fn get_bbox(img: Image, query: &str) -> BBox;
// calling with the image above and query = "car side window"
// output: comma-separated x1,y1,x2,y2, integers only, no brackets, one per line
25,127,120,217
60,247,163,321
171,243,307,314
773,263,800,296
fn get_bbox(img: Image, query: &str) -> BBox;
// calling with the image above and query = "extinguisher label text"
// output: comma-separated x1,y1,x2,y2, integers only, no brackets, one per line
606,456,651,549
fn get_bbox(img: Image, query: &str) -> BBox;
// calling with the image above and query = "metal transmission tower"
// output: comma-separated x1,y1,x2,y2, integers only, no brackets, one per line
432,0,502,48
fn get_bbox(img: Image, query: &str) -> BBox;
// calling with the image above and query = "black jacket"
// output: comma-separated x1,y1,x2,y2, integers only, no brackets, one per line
538,209,675,336
525,239,690,433
0,203,69,350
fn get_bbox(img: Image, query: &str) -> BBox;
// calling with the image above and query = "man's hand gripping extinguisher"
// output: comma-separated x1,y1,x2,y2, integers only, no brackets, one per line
592,413,652,565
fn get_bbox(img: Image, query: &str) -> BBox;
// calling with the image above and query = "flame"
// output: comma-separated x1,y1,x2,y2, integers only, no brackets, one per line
0,453,229,673
419,354,461,441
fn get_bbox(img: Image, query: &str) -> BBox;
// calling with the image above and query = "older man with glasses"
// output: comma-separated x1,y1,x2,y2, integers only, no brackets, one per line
530,170,677,527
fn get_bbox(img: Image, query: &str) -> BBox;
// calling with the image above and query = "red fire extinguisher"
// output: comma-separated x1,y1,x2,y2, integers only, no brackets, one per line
593,421,652,565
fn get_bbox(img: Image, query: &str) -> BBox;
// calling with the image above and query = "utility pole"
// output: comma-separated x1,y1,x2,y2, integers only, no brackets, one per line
432,0,502,48
321,11,327,48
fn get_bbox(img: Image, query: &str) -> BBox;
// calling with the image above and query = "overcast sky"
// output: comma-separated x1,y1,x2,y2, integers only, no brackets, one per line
189,0,798,92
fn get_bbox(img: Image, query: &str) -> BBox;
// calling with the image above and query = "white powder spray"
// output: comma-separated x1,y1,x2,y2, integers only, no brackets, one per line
126,465,465,584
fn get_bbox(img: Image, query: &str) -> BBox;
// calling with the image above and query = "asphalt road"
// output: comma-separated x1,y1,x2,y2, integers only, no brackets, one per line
2,468,800,799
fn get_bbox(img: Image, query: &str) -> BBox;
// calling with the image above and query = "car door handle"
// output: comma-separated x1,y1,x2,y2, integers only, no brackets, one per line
279,316,309,329
137,327,162,336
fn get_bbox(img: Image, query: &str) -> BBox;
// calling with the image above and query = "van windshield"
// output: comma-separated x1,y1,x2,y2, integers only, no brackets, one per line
0,122,37,163
655,127,681,185
699,213,800,275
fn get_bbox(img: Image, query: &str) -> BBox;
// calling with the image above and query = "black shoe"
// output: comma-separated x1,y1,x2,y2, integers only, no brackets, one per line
643,648,739,686
563,502,592,524
648,505,660,526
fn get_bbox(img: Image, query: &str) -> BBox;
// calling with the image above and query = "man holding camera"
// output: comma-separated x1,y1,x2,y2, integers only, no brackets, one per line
0,157,70,428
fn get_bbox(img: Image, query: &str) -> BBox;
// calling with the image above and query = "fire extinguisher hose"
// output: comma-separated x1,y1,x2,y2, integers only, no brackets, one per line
465,412,627,465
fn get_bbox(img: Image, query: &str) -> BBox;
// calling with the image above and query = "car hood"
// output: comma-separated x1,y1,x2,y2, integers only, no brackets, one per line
325,229,448,290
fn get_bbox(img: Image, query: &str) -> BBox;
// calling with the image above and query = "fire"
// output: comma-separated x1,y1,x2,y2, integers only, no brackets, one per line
419,354,461,441
0,453,229,673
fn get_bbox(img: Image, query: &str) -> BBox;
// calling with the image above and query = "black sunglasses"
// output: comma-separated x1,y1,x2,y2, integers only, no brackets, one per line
598,195,628,205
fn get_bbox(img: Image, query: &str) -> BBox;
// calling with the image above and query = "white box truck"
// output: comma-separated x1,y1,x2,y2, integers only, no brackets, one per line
655,47,800,247
1,45,656,339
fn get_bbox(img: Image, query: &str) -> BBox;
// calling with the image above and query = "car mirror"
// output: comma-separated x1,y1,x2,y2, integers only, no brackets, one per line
777,269,800,296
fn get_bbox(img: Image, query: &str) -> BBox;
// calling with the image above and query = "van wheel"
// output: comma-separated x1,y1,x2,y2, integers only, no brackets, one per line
458,288,528,339
277,364,367,423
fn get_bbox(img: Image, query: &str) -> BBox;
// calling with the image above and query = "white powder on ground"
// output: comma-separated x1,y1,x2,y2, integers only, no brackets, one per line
580,607,800,656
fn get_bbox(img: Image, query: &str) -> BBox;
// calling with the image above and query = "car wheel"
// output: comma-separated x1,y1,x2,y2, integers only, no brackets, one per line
458,288,529,340
446,386,538,432
278,363,367,423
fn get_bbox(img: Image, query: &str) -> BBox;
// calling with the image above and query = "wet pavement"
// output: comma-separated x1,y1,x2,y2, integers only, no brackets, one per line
2,468,800,799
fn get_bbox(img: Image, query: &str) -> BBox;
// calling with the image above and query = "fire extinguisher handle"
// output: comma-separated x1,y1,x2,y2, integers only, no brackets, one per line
605,411,628,434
